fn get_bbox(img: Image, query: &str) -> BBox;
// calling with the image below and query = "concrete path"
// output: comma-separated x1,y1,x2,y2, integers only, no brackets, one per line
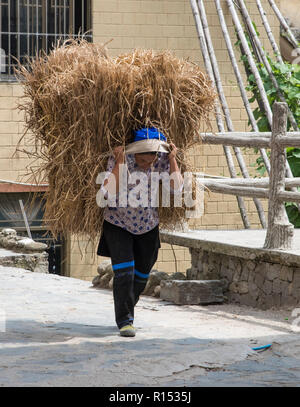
1,265,300,387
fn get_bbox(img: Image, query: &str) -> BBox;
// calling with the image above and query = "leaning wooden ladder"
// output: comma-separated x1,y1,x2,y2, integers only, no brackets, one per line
189,0,300,229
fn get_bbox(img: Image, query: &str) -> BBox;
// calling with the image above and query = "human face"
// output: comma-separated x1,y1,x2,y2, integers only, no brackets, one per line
135,153,157,170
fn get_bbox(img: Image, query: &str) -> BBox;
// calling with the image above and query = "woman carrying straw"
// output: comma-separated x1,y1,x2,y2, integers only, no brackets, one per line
97,127,183,337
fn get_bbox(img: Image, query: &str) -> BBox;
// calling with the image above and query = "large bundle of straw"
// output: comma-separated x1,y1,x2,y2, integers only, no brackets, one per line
17,38,216,249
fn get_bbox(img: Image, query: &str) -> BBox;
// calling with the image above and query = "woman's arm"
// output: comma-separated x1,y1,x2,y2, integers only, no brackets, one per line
168,143,183,191
103,146,125,195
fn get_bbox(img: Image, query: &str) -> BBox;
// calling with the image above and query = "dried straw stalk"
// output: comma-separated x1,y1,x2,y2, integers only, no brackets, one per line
16,38,216,253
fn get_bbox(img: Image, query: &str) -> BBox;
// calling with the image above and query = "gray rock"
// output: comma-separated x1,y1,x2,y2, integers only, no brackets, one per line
248,282,259,300
262,280,273,295
245,260,256,272
220,264,233,281
266,263,281,281
143,270,170,296
228,257,241,273
186,267,198,280
92,275,101,286
254,271,265,290
196,260,204,273
272,278,282,294
153,285,161,297
17,239,47,252
240,266,249,282
108,277,114,289
237,281,249,294
169,271,186,280
160,280,224,305
98,273,112,288
97,260,112,277
0,252,48,273
280,265,294,282
239,293,257,307
1,228,17,236
0,230,47,253
264,293,281,309
293,269,300,289
229,282,239,294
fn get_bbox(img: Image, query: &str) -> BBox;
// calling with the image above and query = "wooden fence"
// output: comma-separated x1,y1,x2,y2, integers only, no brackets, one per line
197,102,300,251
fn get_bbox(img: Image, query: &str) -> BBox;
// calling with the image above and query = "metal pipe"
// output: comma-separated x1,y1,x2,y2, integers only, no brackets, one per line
19,199,33,239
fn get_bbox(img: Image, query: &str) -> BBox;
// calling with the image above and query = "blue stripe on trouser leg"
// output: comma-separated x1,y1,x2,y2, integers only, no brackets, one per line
132,227,160,307
134,269,150,279
112,260,135,271
133,268,151,307
112,261,135,328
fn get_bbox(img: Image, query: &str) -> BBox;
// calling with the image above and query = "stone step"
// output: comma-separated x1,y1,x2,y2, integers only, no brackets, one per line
160,280,224,305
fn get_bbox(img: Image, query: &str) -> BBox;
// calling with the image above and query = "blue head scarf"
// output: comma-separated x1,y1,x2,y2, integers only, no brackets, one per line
133,127,166,142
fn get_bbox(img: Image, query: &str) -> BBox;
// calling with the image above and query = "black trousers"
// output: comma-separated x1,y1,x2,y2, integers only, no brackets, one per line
97,220,160,329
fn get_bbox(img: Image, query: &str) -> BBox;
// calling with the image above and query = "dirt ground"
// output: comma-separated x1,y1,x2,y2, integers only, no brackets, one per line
1,265,300,387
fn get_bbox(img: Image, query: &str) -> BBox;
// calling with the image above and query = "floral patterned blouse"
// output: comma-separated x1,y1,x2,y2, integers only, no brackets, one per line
101,152,173,234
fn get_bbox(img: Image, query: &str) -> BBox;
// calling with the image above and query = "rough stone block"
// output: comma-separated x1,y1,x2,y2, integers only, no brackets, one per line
97,259,112,277
266,263,281,281
272,278,282,294
220,263,233,281
160,280,224,305
240,266,249,281
245,260,256,272
280,265,293,282
262,280,273,295
237,281,249,294
248,282,259,300
143,270,170,296
254,271,265,290
186,268,195,280
293,269,300,289
239,293,257,307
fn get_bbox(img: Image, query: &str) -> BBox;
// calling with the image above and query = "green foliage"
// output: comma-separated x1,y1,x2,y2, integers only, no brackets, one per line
240,29,300,226
247,59,300,131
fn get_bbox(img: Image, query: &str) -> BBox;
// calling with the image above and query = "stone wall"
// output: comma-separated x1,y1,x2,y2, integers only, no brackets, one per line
187,248,300,309
0,228,48,273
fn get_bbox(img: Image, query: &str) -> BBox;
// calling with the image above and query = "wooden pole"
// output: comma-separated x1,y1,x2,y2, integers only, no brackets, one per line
201,181,300,202
264,102,294,250
190,0,250,229
199,133,271,148
214,0,270,174
197,0,266,228
237,0,299,132
255,0,283,64
268,0,300,55
197,177,300,188
198,132,300,148
225,0,273,127
203,182,269,199
226,0,297,195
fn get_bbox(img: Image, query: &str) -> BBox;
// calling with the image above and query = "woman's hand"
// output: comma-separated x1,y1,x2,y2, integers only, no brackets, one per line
113,146,125,164
168,142,177,161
